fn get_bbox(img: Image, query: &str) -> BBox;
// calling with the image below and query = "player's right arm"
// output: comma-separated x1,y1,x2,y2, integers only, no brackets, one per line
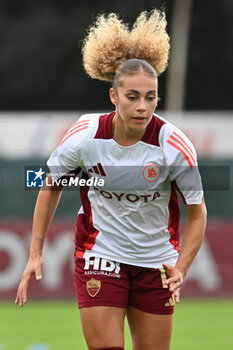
15,114,96,307
15,175,63,307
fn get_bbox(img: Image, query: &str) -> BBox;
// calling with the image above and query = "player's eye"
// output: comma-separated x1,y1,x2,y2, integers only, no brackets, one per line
146,95,156,101
127,95,137,101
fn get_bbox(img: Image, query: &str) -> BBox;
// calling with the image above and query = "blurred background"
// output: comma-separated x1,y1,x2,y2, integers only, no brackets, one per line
0,0,233,349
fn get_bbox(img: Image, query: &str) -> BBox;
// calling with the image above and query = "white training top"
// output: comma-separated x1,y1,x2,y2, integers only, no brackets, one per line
47,112,203,268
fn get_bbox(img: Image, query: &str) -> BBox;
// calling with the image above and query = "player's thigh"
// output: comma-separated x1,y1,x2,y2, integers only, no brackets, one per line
80,306,126,349
127,306,173,350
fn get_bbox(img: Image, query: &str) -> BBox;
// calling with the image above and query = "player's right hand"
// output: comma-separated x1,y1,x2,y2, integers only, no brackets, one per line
15,255,43,307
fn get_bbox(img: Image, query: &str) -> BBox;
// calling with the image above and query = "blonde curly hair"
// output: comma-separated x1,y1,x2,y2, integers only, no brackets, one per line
82,9,170,84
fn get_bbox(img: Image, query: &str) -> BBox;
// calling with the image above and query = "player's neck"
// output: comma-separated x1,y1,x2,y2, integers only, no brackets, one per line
112,115,146,146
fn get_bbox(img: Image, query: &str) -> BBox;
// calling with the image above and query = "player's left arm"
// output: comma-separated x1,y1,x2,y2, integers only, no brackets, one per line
163,197,207,302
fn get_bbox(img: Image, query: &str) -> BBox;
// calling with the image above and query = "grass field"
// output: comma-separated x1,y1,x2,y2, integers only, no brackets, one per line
0,299,233,350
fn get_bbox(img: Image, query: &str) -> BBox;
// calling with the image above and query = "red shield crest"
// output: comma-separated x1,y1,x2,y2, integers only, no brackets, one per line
143,164,161,182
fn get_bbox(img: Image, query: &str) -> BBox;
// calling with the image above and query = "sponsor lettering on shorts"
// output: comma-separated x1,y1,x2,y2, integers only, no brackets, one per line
84,256,121,278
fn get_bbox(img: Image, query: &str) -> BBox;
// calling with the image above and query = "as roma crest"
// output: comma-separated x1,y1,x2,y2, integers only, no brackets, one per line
86,278,101,297
143,164,161,182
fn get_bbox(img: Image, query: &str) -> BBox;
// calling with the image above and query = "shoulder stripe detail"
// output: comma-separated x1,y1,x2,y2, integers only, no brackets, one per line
66,120,90,137
169,134,196,164
59,119,90,146
172,131,195,157
73,119,90,127
167,140,194,169
59,125,89,146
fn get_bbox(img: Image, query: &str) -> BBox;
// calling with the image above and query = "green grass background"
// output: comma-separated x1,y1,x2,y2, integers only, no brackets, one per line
0,300,233,350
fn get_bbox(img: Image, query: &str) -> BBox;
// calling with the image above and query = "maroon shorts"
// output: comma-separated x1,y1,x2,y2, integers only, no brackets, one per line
73,256,175,315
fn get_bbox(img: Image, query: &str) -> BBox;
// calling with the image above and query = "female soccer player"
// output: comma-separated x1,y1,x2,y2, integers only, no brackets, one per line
16,10,207,350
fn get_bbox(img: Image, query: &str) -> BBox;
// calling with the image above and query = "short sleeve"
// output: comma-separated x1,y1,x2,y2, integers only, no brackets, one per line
47,139,81,180
47,115,94,180
159,123,203,205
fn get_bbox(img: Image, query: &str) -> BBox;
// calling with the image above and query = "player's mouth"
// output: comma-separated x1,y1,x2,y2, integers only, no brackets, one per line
132,116,147,123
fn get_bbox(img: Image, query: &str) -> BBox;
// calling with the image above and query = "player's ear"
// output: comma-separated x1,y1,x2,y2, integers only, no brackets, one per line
109,88,117,106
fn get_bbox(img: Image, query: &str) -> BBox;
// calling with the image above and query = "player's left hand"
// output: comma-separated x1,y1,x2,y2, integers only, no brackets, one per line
162,263,184,303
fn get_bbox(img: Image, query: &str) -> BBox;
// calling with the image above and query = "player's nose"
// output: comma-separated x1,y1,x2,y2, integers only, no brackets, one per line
137,98,146,111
